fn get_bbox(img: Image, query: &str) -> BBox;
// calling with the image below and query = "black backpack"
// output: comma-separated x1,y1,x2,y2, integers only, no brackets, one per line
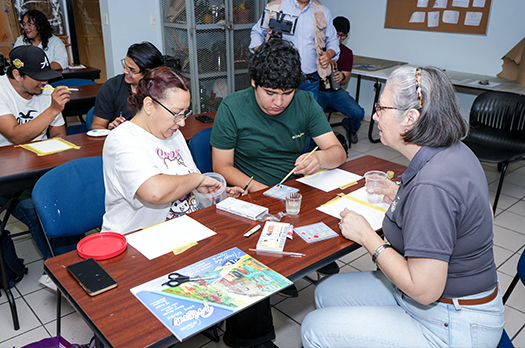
0,231,28,288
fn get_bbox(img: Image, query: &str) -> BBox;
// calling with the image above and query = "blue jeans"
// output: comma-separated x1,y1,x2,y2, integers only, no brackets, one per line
317,89,365,133
300,72,319,101
302,271,504,348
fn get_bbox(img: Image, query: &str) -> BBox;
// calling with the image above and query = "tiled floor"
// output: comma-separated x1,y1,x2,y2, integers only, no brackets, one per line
1,118,525,348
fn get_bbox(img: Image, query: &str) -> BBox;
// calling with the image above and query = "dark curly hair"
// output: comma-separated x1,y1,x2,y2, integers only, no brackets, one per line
249,39,303,90
128,66,190,114
20,10,53,51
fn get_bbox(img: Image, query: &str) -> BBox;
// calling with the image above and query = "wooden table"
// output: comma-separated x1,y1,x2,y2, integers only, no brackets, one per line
54,66,102,82
62,83,103,118
44,155,406,348
182,112,215,140
0,133,105,196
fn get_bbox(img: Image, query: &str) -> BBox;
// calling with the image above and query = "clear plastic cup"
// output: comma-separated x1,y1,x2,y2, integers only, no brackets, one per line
192,172,227,209
364,170,388,204
285,192,302,216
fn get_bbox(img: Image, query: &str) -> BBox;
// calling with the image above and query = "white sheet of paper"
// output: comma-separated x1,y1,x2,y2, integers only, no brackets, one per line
433,0,448,8
468,80,501,88
296,169,363,192
427,11,440,27
417,0,429,7
472,0,486,7
442,10,460,24
464,12,483,26
28,139,74,153
125,215,216,260
409,11,426,23
451,0,469,8
316,188,389,231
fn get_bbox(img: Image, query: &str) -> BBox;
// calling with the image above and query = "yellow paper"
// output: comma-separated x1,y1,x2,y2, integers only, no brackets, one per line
173,240,197,255
16,138,80,156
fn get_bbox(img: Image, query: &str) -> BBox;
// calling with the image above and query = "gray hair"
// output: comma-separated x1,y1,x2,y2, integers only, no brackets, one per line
386,66,468,147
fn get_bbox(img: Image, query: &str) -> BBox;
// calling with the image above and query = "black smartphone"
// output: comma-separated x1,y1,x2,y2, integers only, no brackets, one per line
195,115,214,123
67,258,118,296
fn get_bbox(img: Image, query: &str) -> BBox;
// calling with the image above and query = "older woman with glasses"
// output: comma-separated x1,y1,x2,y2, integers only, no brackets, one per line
102,66,243,233
14,10,68,70
91,41,165,130
302,66,504,347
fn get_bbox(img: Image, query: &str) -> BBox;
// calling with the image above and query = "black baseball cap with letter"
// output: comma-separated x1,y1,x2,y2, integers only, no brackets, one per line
9,46,62,81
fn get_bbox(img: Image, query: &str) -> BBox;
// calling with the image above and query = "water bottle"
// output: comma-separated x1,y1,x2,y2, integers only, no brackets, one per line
330,68,340,90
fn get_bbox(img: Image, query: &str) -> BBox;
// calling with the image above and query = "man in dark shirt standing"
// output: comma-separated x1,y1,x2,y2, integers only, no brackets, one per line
318,16,365,146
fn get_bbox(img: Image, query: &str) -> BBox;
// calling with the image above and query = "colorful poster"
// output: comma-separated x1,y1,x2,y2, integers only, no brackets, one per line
130,247,292,342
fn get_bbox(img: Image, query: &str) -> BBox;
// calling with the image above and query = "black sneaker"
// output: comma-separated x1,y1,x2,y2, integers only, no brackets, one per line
317,261,340,276
350,132,358,144
277,284,299,298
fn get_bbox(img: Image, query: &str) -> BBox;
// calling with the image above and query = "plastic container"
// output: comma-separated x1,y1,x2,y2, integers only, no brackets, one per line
193,172,227,209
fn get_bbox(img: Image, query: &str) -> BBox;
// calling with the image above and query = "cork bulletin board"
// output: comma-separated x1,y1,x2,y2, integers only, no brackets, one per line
385,0,492,35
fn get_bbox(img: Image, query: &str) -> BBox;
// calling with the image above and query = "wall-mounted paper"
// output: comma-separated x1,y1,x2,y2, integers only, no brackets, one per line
443,10,460,24
472,0,486,7
464,12,482,26
451,0,469,8
417,0,429,7
433,0,448,9
428,11,440,27
409,11,426,23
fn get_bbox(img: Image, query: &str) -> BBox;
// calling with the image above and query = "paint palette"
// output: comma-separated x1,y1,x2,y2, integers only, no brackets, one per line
263,185,299,200
294,222,339,243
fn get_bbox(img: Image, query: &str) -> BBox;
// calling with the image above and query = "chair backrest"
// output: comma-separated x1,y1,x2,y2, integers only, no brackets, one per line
50,78,97,88
32,157,105,239
86,106,95,130
469,91,525,132
188,128,213,173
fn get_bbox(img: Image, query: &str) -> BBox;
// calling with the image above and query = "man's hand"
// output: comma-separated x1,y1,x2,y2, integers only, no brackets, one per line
108,116,126,130
50,86,71,114
318,51,331,68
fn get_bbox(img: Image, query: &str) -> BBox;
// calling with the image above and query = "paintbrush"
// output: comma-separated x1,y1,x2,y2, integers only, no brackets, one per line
277,146,318,186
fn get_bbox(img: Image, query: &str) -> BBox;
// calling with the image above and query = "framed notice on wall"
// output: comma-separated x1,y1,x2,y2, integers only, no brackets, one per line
385,0,492,35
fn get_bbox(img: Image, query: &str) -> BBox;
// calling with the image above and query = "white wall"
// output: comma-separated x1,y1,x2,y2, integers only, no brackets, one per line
322,0,525,118
99,0,163,78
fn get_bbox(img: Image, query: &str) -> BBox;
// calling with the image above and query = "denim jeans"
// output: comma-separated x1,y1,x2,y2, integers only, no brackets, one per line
300,72,319,101
302,271,504,348
317,89,365,133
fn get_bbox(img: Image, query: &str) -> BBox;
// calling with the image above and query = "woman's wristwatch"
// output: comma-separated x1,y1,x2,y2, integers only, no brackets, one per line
372,244,393,266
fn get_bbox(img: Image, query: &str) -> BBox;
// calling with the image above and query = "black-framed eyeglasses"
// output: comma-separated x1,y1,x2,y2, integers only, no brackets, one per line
374,102,398,113
150,96,192,122
336,32,347,39
20,21,35,28
120,58,138,76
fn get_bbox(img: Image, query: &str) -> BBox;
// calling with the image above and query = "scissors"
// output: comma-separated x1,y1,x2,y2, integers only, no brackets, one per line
162,272,215,287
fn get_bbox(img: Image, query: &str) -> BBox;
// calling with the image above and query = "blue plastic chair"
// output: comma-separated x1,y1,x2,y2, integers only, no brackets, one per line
50,78,97,88
189,128,213,173
32,156,105,335
51,79,97,134
86,106,94,130
497,252,525,347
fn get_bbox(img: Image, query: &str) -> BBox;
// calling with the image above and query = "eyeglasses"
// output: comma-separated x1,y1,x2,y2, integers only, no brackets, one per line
21,21,35,28
374,102,398,114
150,96,192,122
336,32,347,39
120,58,139,76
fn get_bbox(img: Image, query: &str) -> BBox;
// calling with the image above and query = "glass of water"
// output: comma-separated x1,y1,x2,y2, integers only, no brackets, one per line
285,192,302,216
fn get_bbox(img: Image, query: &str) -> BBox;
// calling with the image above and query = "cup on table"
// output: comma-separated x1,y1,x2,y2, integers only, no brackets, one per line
364,170,388,204
285,192,302,216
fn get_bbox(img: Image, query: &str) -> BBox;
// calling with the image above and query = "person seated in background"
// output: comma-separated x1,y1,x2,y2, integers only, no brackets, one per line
101,66,243,234
301,66,504,347
90,41,164,130
209,39,346,348
14,9,68,70
318,16,364,146
0,46,72,288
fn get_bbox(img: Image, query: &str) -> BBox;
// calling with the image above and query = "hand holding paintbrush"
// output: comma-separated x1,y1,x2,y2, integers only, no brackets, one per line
277,146,318,186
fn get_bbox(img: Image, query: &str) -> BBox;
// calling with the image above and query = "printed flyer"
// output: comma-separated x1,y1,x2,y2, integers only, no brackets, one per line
130,247,293,341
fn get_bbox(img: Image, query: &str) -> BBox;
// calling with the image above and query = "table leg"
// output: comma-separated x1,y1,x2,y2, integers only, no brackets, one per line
355,75,362,104
0,191,23,330
368,79,382,143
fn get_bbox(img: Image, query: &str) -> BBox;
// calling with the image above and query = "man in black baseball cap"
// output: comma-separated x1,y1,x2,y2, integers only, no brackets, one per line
0,45,70,268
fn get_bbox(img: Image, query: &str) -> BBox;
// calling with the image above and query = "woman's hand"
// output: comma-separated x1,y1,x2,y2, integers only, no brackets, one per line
339,208,375,245
226,186,245,198
195,175,223,194
376,180,399,204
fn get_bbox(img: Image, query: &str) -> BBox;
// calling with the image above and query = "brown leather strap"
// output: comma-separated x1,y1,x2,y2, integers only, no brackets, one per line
303,73,318,81
437,285,498,306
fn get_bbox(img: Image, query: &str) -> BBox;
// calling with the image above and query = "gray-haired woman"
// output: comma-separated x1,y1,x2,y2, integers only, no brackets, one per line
302,66,504,348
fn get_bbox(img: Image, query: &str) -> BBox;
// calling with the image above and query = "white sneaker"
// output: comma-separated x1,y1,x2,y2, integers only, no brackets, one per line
39,274,57,291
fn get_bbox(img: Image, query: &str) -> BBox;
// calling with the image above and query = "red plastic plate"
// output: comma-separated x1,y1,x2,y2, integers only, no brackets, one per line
77,232,127,260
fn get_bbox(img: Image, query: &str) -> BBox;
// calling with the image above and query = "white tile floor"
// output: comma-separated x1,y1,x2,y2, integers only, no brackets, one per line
1,119,525,348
